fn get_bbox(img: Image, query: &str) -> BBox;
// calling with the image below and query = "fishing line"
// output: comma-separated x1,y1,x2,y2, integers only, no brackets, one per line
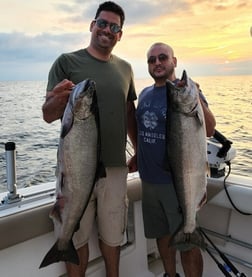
224,161,251,216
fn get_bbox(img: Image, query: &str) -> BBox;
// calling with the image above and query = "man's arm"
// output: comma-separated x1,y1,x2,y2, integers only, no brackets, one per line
42,79,74,123
199,97,216,137
126,101,138,172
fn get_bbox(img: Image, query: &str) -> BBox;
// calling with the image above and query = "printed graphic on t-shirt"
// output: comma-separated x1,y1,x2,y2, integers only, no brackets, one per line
142,111,158,129
139,109,166,144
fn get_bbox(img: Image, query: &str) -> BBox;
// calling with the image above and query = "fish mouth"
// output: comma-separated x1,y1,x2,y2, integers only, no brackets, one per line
181,70,188,85
83,79,91,90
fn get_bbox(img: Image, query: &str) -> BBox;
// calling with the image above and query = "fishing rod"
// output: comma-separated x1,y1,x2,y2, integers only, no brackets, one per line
199,227,247,277
205,246,232,277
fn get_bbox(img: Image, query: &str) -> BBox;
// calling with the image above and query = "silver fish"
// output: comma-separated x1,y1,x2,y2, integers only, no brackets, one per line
40,79,104,268
166,70,207,250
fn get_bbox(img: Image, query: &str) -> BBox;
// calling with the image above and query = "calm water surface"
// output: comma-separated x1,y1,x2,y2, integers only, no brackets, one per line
0,75,251,193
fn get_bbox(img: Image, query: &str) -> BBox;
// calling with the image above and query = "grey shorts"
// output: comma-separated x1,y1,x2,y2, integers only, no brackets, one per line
73,167,128,249
142,180,183,239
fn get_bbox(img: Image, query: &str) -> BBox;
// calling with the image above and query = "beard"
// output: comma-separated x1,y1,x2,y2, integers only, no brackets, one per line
150,65,175,81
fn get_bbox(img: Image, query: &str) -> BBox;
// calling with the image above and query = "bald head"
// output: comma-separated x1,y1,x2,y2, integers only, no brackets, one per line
147,43,174,59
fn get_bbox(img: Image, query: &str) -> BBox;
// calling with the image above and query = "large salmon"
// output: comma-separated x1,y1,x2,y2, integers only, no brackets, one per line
166,70,207,250
40,79,104,268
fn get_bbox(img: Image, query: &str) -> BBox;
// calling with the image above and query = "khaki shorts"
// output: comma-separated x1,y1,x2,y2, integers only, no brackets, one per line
73,167,128,249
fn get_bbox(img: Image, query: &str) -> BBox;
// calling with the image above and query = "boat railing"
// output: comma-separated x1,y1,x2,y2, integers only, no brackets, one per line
1,134,236,206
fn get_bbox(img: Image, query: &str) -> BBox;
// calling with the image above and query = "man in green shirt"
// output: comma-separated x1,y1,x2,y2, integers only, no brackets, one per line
42,2,137,276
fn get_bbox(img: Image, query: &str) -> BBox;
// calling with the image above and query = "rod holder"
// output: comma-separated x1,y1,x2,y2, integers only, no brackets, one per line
2,142,22,204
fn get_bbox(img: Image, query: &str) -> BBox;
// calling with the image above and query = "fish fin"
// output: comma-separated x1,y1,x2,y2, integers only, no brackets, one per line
197,192,207,210
170,228,206,251
49,202,62,223
49,193,65,223
39,240,79,269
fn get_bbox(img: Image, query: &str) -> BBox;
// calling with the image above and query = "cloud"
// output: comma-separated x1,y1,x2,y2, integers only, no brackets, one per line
213,0,249,10
0,31,89,80
55,0,191,26
0,32,87,62
0,0,251,80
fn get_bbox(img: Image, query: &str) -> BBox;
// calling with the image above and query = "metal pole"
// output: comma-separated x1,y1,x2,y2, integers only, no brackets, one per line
3,142,21,204
5,142,17,194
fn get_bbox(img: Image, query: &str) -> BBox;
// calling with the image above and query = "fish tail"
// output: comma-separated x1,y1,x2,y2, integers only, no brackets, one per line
170,228,206,251
39,240,79,268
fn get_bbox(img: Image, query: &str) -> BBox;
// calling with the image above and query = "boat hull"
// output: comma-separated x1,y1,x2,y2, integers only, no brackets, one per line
0,174,252,277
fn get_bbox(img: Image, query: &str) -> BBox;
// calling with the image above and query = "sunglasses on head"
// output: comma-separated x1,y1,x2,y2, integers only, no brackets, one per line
147,54,168,64
94,18,122,34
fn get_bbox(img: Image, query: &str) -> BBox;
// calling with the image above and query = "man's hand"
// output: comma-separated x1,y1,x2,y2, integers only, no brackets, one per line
43,79,75,123
127,154,138,173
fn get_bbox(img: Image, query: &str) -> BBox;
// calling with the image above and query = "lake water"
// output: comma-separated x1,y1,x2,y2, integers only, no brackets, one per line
0,75,251,193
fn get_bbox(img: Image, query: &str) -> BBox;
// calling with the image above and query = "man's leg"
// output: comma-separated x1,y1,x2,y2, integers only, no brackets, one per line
96,167,127,277
157,235,177,277
180,247,203,277
99,240,120,277
66,244,89,277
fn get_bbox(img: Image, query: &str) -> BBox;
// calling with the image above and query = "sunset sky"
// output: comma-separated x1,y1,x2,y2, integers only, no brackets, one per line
0,0,251,81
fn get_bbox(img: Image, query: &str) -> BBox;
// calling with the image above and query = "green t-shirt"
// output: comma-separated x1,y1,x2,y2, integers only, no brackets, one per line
47,49,137,167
